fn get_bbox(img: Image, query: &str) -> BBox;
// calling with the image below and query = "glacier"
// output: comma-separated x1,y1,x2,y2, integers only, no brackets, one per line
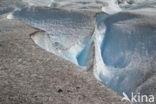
6,0,156,97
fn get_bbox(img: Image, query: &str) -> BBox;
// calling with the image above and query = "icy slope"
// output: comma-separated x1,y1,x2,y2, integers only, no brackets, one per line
22,0,121,13
0,0,24,15
118,0,156,9
7,7,96,69
7,0,156,97
97,11,156,96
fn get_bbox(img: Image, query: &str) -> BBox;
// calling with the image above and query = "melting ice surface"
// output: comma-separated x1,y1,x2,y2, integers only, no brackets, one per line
7,0,156,96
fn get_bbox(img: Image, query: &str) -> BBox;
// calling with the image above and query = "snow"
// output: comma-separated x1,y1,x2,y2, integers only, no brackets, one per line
7,0,156,97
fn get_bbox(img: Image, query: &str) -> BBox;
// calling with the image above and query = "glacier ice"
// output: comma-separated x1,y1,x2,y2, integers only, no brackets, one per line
98,11,156,96
8,7,96,69
22,0,122,13
6,0,156,97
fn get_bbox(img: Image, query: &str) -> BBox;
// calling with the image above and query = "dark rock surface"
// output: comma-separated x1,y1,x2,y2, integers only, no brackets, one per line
0,14,129,104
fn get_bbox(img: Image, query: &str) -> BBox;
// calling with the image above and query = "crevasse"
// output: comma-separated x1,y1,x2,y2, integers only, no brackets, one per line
7,0,156,97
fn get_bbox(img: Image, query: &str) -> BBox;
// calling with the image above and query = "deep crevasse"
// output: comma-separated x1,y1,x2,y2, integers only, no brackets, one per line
7,0,156,97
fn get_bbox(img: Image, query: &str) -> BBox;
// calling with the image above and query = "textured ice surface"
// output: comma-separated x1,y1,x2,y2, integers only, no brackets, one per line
22,0,121,13
0,0,24,15
8,7,96,68
98,11,156,95
7,0,156,97
118,0,156,9
7,7,96,50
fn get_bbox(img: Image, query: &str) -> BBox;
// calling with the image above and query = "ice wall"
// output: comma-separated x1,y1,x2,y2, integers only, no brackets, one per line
97,11,156,96
7,7,96,69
